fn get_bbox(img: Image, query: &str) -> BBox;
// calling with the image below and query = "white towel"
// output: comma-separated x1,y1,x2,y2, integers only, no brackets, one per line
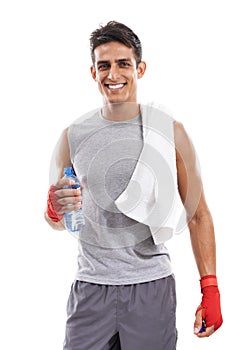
115,104,181,244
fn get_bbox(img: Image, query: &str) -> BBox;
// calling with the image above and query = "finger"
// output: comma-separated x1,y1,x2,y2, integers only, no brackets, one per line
54,177,76,189
194,309,203,335
197,325,214,338
57,195,83,206
55,187,82,198
58,203,82,214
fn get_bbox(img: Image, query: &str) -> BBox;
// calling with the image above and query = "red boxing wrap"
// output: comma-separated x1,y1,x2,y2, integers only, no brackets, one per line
46,185,64,222
196,275,223,331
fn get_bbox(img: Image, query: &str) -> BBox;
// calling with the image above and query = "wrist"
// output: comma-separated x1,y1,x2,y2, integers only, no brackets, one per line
197,274,223,331
200,275,218,291
44,211,65,230
46,185,64,222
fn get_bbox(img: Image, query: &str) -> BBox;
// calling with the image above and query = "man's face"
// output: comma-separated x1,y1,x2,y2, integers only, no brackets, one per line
91,41,146,105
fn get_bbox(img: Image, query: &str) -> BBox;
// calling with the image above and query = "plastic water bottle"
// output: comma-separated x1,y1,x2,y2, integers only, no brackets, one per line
63,167,85,233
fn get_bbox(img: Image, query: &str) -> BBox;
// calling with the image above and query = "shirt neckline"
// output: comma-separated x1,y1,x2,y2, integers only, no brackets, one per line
98,109,141,124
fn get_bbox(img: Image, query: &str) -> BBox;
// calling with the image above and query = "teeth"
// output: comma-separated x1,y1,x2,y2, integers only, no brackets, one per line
108,84,124,89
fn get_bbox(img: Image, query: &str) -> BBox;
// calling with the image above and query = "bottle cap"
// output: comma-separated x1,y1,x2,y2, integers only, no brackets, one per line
64,167,74,176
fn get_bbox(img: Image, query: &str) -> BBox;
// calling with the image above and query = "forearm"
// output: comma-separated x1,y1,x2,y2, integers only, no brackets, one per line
188,210,216,277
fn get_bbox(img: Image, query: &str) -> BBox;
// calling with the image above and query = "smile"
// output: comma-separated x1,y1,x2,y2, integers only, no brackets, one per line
105,83,127,90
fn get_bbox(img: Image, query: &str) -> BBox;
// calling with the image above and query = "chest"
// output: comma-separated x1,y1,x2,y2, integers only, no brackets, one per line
73,122,143,195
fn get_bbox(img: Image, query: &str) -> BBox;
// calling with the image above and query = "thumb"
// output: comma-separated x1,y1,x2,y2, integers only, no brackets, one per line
194,307,203,334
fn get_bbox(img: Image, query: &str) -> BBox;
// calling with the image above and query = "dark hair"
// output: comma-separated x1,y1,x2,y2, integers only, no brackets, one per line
90,21,142,67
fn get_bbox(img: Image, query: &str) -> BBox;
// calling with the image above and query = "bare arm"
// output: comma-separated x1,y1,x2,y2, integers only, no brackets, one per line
175,121,224,337
174,121,216,277
44,128,82,230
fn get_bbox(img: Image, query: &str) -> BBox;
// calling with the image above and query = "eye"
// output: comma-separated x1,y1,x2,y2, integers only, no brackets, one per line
119,61,131,67
98,63,110,71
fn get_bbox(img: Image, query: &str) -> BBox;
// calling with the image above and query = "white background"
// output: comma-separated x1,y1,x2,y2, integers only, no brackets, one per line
1,0,250,349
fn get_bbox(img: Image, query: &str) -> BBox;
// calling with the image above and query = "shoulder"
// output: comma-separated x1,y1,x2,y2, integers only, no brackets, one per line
56,127,70,148
54,127,71,163
174,121,187,142
174,121,194,150
70,108,101,127
68,108,101,138
62,127,69,139
173,120,198,170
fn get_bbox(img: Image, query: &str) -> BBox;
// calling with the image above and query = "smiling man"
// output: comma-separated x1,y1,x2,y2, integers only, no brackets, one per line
90,41,146,109
45,21,223,349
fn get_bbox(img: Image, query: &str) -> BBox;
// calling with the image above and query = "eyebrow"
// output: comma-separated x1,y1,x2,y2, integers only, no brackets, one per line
97,58,132,65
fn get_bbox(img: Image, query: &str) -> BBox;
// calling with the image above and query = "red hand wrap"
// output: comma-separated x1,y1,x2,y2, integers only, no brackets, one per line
196,275,223,331
46,185,64,222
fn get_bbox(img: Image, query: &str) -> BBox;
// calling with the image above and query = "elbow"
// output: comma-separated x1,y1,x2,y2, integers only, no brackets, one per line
188,208,213,228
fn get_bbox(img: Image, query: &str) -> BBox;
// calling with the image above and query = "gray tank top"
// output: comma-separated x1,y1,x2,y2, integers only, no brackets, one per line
68,109,172,285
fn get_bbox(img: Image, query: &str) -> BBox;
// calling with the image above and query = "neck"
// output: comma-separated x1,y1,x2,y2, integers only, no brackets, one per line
102,102,140,121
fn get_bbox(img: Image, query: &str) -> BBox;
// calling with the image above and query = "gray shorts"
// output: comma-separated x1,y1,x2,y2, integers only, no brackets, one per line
63,275,177,350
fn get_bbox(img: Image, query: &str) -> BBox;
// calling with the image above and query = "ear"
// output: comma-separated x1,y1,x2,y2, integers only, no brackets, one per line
90,65,97,81
137,61,146,79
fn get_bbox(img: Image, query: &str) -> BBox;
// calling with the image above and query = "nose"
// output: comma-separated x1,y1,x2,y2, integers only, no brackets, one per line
107,64,120,80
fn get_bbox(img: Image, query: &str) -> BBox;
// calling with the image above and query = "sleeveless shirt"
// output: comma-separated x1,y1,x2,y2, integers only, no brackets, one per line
68,109,172,285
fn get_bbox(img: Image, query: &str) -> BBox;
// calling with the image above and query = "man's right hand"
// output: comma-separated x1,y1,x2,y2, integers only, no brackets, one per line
45,177,83,230
53,178,83,214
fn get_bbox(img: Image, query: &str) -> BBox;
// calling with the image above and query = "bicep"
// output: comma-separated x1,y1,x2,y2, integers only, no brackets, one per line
49,128,72,185
174,121,204,219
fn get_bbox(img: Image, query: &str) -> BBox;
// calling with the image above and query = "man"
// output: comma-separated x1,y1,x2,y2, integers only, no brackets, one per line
45,21,223,349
